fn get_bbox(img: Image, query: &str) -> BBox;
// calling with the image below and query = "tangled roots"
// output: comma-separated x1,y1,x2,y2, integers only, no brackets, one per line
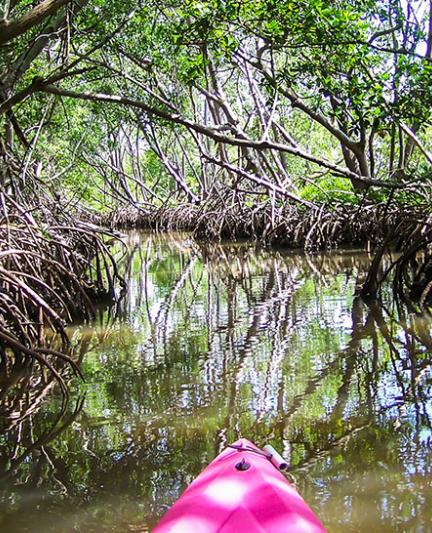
0,190,124,391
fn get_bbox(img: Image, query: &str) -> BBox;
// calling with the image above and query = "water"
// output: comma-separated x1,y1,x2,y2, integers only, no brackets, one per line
1,232,432,532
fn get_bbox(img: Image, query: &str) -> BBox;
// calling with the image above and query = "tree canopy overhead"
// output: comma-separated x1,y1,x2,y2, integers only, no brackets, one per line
0,0,431,209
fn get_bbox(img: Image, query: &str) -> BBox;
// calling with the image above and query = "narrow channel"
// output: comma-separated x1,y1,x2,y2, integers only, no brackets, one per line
1,232,431,532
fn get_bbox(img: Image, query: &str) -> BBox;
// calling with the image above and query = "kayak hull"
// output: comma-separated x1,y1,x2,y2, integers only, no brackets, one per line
153,439,325,532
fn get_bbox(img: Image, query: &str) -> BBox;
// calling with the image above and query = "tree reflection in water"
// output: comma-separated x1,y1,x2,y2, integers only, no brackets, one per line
1,231,432,532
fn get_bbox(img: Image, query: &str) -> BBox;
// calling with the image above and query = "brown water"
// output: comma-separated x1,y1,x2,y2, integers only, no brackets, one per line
1,232,432,532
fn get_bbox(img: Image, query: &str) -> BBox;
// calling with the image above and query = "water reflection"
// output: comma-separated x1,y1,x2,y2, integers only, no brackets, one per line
1,232,432,532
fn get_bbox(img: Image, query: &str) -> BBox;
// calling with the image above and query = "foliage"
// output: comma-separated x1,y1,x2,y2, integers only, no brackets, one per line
1,0,432,212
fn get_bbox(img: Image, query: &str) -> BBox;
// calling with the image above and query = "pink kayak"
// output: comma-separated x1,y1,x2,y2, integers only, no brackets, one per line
153,438,326,532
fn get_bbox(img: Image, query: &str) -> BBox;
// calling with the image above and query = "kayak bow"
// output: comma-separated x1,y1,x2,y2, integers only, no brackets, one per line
153,438,326,532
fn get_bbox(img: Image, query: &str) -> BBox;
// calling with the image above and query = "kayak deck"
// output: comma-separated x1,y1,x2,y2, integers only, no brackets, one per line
153,438,325,532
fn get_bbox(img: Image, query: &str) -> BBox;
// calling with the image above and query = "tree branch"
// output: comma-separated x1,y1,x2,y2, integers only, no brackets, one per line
41,84,400,189
0,0,71,46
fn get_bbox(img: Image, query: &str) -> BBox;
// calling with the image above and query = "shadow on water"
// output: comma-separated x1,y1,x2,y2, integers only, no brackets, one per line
1,231,432,532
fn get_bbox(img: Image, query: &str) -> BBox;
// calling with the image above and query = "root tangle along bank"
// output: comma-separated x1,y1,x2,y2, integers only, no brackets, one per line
101,196,432,304
0,186,124,393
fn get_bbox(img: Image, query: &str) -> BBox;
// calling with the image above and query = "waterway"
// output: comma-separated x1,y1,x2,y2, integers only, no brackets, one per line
1,232,431,532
